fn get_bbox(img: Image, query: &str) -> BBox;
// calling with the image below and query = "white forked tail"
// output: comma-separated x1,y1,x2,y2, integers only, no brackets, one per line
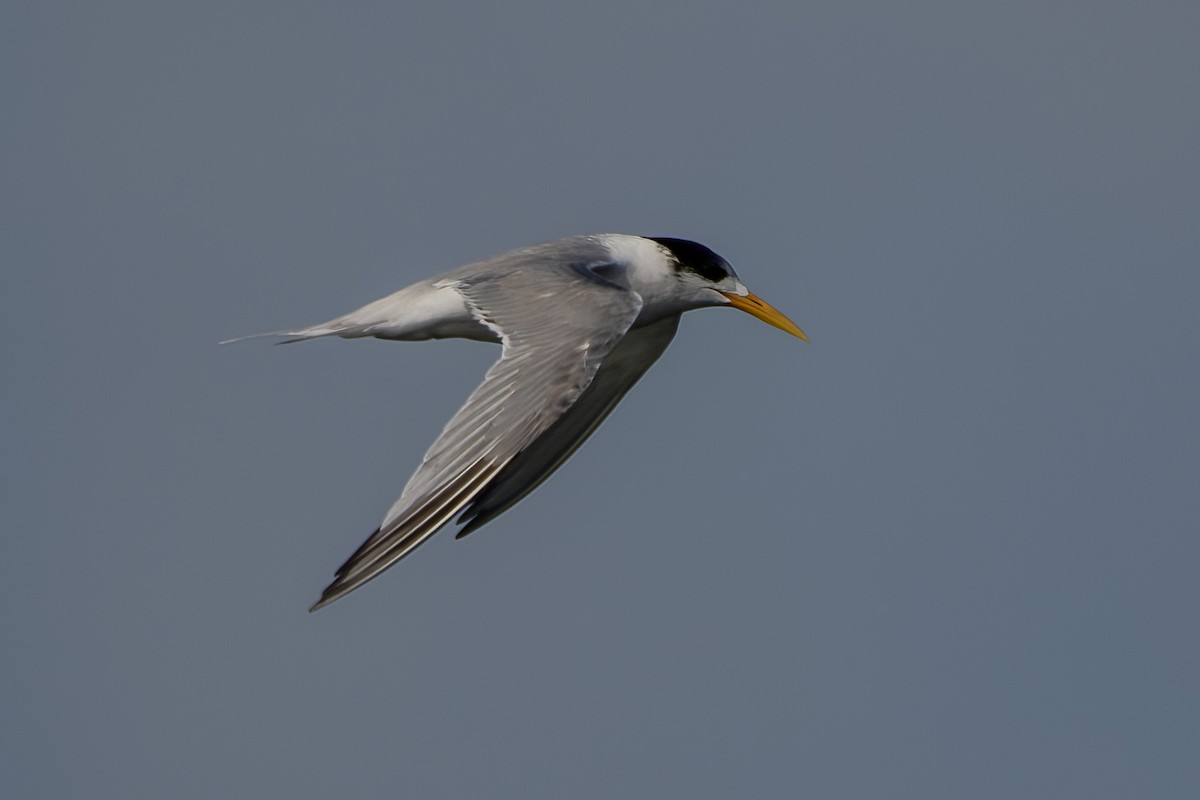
220,279,498,346
219,325,348,345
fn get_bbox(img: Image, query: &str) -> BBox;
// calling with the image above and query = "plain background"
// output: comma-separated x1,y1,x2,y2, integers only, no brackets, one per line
3,2,1198,797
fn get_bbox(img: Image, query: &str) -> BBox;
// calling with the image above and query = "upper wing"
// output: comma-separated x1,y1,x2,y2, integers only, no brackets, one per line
455,315,680,537
310,263,643,610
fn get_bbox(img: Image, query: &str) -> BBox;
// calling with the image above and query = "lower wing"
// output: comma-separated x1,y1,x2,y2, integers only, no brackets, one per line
455,315,681,537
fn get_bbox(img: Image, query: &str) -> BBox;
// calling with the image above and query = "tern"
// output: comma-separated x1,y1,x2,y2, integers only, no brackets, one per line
232,234,807,610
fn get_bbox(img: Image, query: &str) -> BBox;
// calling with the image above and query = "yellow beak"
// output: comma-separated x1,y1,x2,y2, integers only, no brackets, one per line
719,291,809,342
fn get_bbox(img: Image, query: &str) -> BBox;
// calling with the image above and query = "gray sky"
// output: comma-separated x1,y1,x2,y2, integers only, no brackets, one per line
4,2,1198,797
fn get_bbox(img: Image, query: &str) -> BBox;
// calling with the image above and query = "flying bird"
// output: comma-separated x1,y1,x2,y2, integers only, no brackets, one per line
231,235,807,610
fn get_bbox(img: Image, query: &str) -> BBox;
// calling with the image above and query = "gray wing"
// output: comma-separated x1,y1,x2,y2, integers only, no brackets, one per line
311,263,643,610
455,315,680,537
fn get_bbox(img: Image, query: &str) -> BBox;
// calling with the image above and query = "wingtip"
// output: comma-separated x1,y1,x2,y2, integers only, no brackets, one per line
310,572,360,611
308,585,341,613
454,516,482,539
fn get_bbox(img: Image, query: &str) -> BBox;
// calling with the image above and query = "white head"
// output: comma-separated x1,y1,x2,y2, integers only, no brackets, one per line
599,234,808,339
